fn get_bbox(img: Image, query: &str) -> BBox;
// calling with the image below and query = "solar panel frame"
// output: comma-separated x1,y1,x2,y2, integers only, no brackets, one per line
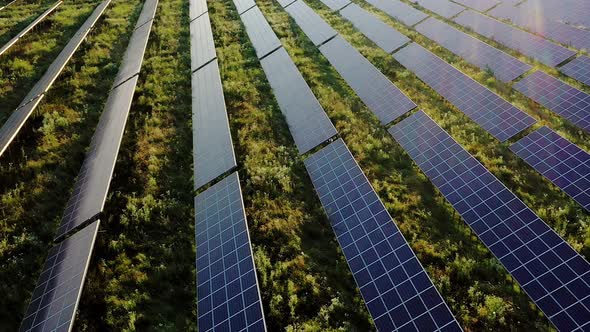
411,0,464,19
319,36,417,125
304,138,462,332
189,0,207,21
233,0,256,15
389,110,590,332
510,127,589,211
195,172,267,332
239,6,282,59
393,42,535,141
452,0,499,12
260,48,337,154
284,0,337,47
513,71,590,134
190,12,217,72
560,56,590,87
318,0,351,11
364,0,428,27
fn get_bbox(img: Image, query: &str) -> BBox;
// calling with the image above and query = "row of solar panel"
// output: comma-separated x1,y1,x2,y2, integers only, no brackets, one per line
19,1,158,331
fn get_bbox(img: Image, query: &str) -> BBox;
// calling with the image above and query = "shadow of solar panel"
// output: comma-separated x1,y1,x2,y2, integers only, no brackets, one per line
453,0,498,12
519,0,590,30
454,10,575,67
233,0,255,14
340,3,410,53
195,172,267,332
19,221,100,332
514,71,590,134
560,56,590,87
511,127,590,211
411,0,464,18
239,6,281,59
364,0,428,27
193,60,237,190
318,0,351,11
393,43,534,141
190,12,216,72
320,36,416,125
189,0,207,21
304,139,462,331
260,48,337,154
389,111,590,332
415,17,531,82
284,0,337,46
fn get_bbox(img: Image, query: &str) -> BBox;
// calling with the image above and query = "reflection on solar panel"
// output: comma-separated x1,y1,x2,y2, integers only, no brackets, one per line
0,1,62,56
193,61,237,190
511,127,590,211
410,0,464,18
364,0,428,26
190,12,216,72
340,3,410,53
19,221,100,332
319,36,416,125
189,0,207,20
195,173,266,332
415,17,530,82
233,0,256,15
560,56,590,87
318,0,351,11
260,48,337,154
393,43,535,141
284,0,337,46
239,6,281,59
513,71,590,134
452,0,498,12
519,0,590,29
304,139,462,332
389,111,590,332
454,10,575,67
488,3,590,51
0,0,112,157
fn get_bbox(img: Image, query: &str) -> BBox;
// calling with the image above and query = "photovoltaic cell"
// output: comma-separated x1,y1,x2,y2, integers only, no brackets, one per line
560,56,590,87
190,12,216,72
453,10,576,67
319,36,416,125
239,6,282,59
511,127,589,211
318,0,351,11
189,0,207,20
393,43,535,141
410,0,464,19
193,60,237,190
415,17,530,82
304,139,462,332
452,0,498,12
19,221,100,332
518,0,590,30
195,172,266,332
260,48,337,154
364,0,428,27
513,71,590,134
340,3,410,53
389,111,590,332
284,0,337,47
233,0,256,15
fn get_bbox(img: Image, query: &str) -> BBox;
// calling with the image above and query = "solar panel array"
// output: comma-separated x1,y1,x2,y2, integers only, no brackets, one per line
318,0,351,11
19,221,100,332
304,139,462,332
340,3,410,53
454,10,576,67
513,71,590,134
560,56,590,87
195,172,266,332
393,42,535,141
364,0,428,27
283,0,337,46
239,6,282,59
452,0,498,12
390,111,590,332
260,47,337,154
511,127,590,211
415,17,530,82
410,0,464,19
518,0,590,30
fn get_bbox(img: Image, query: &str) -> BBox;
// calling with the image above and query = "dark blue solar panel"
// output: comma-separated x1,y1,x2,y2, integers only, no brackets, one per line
511,127,589,211
389,111,590,332
195,172,267,332
364,0,428,27
393,43,535,141
415,17,531,82
454,10,576,67
560,56,590,87
518,0,590,30
410,0,464,19
513,71,590,134
304,139,462,332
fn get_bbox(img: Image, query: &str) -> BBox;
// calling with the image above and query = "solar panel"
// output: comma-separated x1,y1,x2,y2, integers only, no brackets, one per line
19,221,100,332
511,127,589,211
410,0,464,19
518,0,590,30
0,94,44,157
364,0,428,27
340,3,410,53
304,139,462,332
393,43,535,141
260,48,337,154
513,71,590,134
389,110,590,332
112,16,155,88
453,10,575,67
239,6,282,59
135,0,158,27
318,0,351,11
190,12,217,72
319,36,416,125
195,172,267,332
233,0,256,15
277,0,297,8
284,0,337,47
189,0,207,20
452,0,498,12
415,17,530,82
0,0,17,11
560,56,590,87
193,60,237,190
